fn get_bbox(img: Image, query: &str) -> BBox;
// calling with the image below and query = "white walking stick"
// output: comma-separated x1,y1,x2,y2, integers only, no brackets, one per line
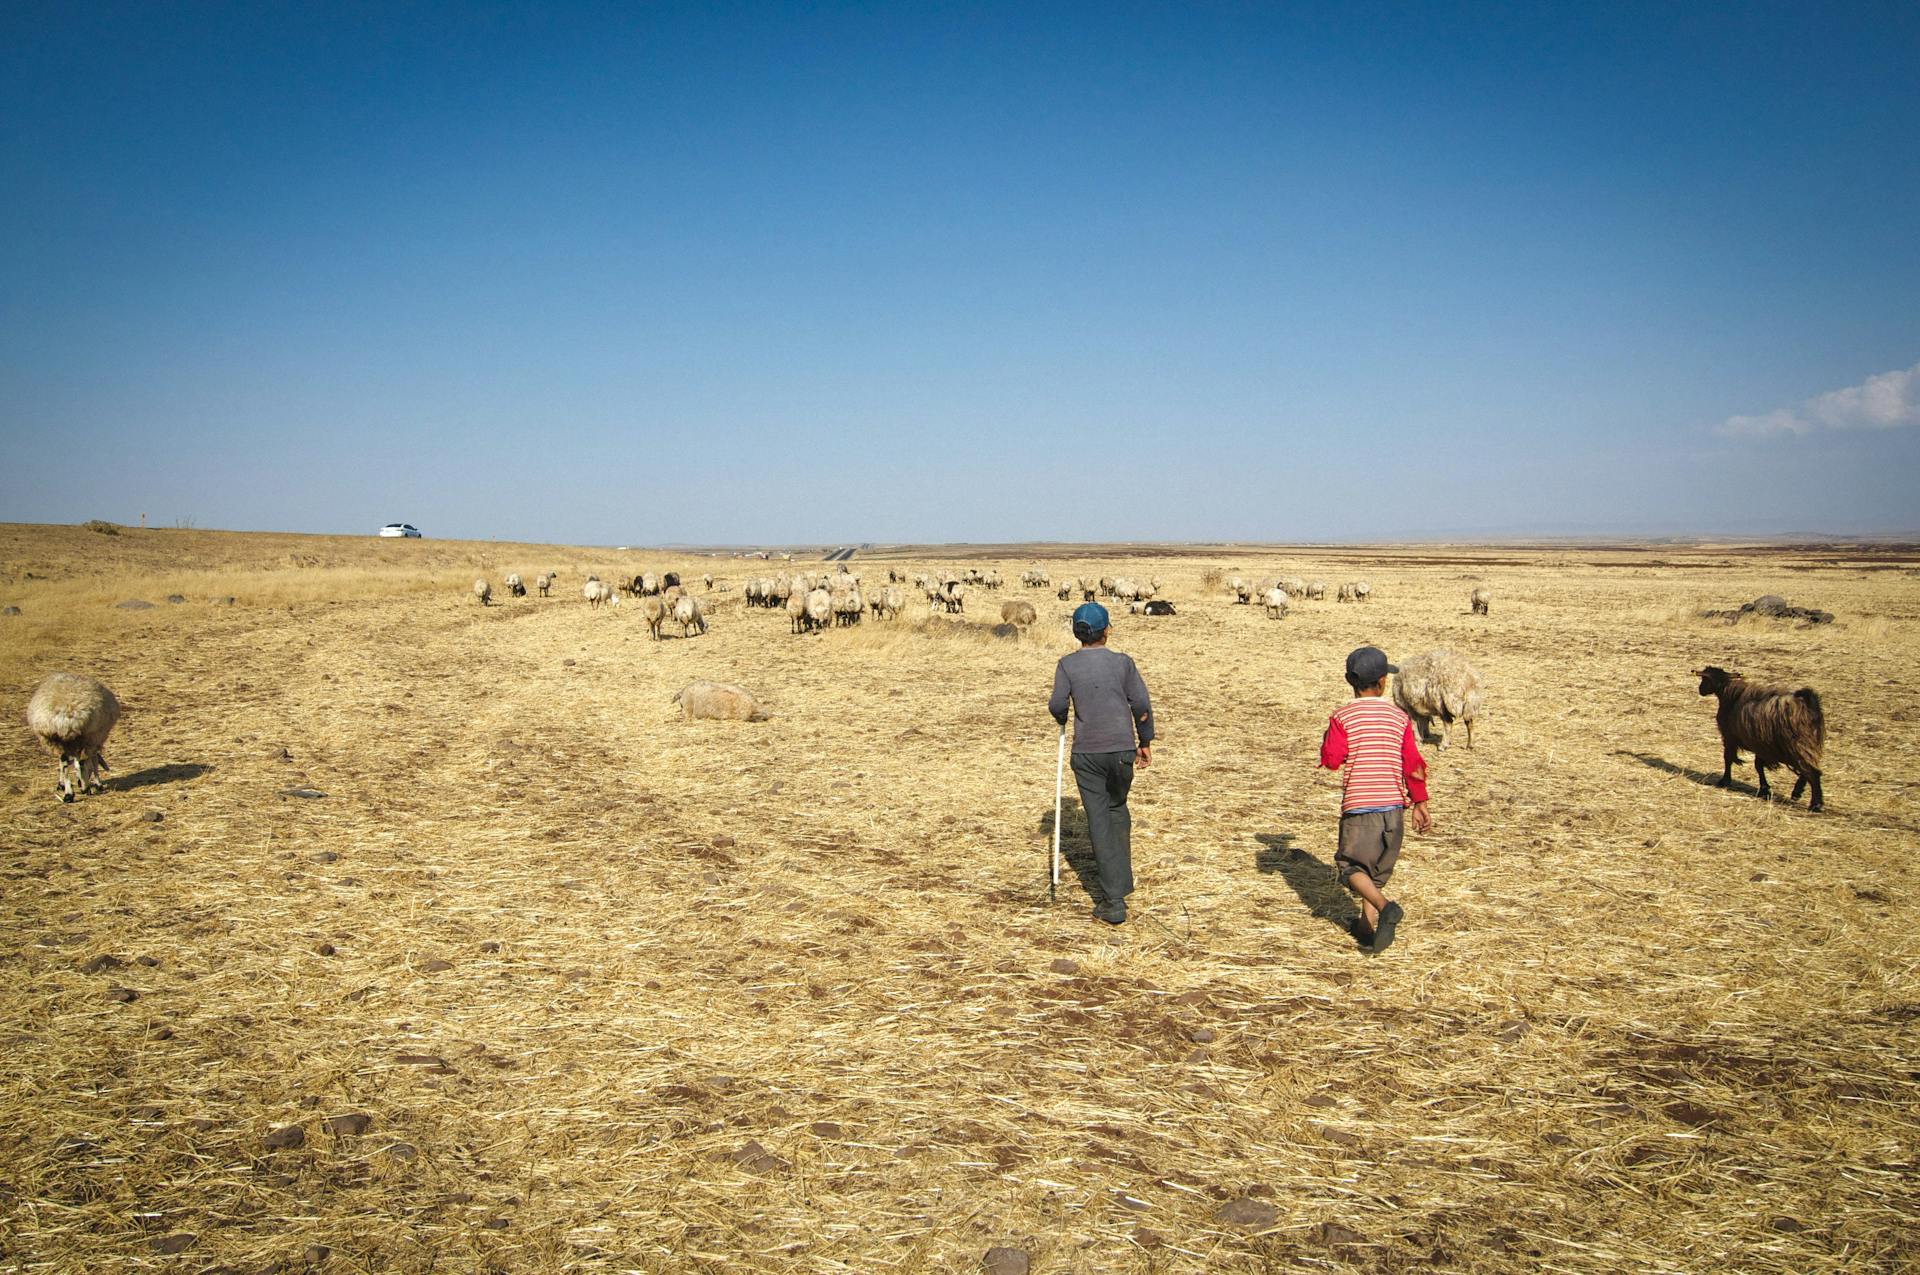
1051,722,1065,902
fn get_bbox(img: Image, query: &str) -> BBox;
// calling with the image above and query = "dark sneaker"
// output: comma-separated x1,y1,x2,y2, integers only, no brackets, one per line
1371,901,1404,952
1094,903,1127,925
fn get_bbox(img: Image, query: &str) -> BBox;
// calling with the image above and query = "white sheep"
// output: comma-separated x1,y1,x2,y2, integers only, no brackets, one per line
805,588,832,632
504,572,526,597
1470,587,1491,615
536,573,552,597
641,594,666,639
1262,587,1289,620
1393,649,1485,749
1306,580,1327,600
673,594,707,637
1001,599,1037,627
473,579,492,605
26,672,121,803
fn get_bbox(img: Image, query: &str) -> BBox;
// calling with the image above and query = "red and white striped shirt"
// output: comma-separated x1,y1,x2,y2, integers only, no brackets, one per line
1320,697,1428,813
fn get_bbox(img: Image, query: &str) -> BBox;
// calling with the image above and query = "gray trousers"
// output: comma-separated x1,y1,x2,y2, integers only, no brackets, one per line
1071,749,1136,904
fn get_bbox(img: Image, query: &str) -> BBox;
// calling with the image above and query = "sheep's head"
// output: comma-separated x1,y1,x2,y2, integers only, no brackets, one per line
1696,666,1735,696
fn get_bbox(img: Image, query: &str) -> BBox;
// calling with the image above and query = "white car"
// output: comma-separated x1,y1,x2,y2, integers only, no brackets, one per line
378,523,422,538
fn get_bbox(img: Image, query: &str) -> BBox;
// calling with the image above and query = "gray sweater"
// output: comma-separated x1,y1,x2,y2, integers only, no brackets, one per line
1048,646,1155,754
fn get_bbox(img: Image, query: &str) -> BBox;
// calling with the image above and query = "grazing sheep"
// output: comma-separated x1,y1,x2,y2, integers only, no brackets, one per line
832,586,865,627
1144,600,1176,616
1354,581,1372,602
640,595,666,639
703,573,714,590
473,579,492,605
805,588,833,632
504,573,526,598
673,680,771,722
1227,575,1245,597
786,591,808,634
1337,582,1357,603
876,585,905,620
1393,650,1485,749
1001,599,1037,627
1057,583,1073,601
1470,587,1491,615
1234,582,1255,604
1696,666,1825,811
673,594,707,637
1262,587,1289,620
583,580,609,607
639,572,660,596
1305,581,1327,601
26,672,121,803
536,573,552,597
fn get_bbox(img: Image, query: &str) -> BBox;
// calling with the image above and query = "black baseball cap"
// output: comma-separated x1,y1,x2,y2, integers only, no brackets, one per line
1345,645,1397,686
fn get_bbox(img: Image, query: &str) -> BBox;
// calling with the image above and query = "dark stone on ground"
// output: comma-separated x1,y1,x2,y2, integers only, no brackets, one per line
1702,595,1834,625
1049,958,1079,974
1216,1197,1278,1229
150,1232,196,1254
313,850,337,862
304,1245,331,1263
982,1247,1031,1275
323,1113,373,1136
478,940,501,953
1310,1222,1368,1246
314,942,335,956
382,1141,418,1160
1,606,18,616
165,594,186,604
139,810,163,822
420,958,453,972
395,1054,446,1067
135,954,159,966
279,787,327,799
723,1139,788,1172
106,985,138,1002
117,599,155,610
810,1121,843,1138
263,1125,306,1150
78,954,124,973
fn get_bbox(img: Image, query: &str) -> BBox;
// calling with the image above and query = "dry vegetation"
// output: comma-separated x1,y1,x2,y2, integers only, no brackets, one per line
2,523,1916,1273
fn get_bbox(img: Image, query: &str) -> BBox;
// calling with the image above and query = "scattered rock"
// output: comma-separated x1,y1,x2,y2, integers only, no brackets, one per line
1049,958,1079,975
150,1232,196,1254
395,1054,446,1067
1495,1019,1529,1042
314,942,336,956
420,959,453,973
1133,1226,1165,1249
1701,595,1834,625
1312,1122,1362,1147
1187,1027,1216,1044
1302,1094,1336,1109
721,1139,788,1172
150,1025,174,1040
106,985,138,1003
712,834,736,849
263,1124,306,1150
322,1113,374,1137
382,1141,418,1161
982,1247,1031,1275
214,596,236,606
478,941,501,953
563,659,576,667
138,810,164,823
135,954,159,967
1,606,18,616
304,1244,331,1263
1663,1100,1722,1127
116,599,155,610
1215,1197,1277,1229
482,1216,510,1230
312,850,337,863
809,1121,844,1139
1769,1216,1805,1233
78,953,124,974
165,594,186,604
279,787,327,799
1309,1221,1368,1247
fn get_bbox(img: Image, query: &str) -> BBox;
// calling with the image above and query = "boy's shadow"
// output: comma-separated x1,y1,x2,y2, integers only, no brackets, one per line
1038,799,1102,902
1254,832,1357,932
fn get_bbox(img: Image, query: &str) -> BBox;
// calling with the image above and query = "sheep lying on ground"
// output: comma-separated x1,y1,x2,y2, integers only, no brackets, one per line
1262,587,1289,620
1470,587,1491,615
1696,666,1825,811
1001,600,1037,627
473,579,492,605
1393,649,1484,749
505,573,526,597
1144,600,1176,616
27,672,121,803
673,680,771,722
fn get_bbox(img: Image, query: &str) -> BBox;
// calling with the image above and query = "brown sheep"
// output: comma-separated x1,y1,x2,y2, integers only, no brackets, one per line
673,681,771,722
1000,599,1037,627
1696,666,1824,811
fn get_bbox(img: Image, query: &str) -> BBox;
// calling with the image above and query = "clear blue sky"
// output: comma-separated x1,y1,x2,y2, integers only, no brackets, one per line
3,2,1916,543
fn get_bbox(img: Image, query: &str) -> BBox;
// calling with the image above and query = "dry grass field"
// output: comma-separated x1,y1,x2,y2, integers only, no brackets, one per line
2,522,1916,1273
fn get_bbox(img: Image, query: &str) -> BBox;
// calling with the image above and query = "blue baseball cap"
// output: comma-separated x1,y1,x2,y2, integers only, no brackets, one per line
1072,602,1110,640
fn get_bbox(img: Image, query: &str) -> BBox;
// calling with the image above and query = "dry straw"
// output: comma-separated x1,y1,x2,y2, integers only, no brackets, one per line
1,524,1915,1271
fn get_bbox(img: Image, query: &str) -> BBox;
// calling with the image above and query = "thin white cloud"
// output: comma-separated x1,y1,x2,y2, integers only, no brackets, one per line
1721,361,1920,436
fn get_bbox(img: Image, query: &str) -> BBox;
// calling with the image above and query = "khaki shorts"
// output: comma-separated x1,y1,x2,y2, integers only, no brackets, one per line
1334,808,1404,893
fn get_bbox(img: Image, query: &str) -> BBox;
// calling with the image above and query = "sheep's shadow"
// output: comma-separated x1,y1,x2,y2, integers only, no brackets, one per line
1254,832,1358,933
107,762,212,792
1616,751,1750,793
1037,799,1102,904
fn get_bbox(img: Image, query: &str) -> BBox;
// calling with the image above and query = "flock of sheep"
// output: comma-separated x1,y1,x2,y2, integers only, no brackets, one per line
19,563,1827,820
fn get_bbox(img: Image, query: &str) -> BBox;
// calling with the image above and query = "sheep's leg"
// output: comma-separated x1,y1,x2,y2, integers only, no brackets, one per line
1465,719,1474,749
1790,775,1806,803
1807,772,1823,813
56,757,75,802
1754,763,1771,800
1716,741,1738,787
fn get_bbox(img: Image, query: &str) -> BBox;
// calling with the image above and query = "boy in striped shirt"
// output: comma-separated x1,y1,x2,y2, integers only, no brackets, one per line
1318,646,1431,952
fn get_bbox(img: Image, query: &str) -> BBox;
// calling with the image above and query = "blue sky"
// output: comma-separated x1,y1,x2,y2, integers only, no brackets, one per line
3,2,1916,543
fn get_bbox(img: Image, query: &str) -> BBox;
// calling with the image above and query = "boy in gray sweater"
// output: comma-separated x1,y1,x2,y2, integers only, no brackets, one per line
1048,603,1155,924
